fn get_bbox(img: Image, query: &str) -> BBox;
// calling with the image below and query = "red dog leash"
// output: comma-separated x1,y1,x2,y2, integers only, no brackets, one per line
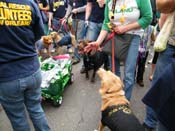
99,31,115,73
111,33,115,73
84,31,116,73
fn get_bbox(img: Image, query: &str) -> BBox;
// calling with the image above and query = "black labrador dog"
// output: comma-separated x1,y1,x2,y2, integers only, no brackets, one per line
78,40,110,82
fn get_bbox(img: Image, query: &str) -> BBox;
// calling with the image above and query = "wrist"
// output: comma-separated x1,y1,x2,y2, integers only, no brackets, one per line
95,41,100,47
85,18,89,21
76,8,79,13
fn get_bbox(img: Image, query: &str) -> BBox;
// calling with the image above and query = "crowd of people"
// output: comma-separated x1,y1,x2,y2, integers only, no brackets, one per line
0,0,175,131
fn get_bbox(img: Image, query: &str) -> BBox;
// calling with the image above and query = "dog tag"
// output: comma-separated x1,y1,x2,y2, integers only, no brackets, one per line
53,8,56,12
73,2,76,6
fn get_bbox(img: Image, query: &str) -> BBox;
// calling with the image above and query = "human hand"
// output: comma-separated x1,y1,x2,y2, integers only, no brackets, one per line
84,41,100,53
48,20,52,29
72,9,78,14
61,17,67,25
38,3,43,10
113,25,128,34
85,20,89,27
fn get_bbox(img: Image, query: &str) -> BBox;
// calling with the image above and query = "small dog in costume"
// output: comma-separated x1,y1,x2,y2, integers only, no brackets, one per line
35,35,53,56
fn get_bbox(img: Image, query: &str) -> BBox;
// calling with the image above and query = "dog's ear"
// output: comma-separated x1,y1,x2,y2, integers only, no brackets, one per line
98,68,124,94
99,81,109,95
50,31,57,38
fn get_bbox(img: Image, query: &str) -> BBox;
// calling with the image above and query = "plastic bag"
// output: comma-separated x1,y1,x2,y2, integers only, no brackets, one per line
154,11,175,52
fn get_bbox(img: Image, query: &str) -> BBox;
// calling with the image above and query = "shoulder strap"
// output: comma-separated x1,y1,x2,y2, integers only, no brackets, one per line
111,0,117,19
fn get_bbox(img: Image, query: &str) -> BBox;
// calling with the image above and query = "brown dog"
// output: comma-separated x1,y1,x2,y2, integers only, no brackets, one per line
50,31,76,47
97,68,144,131
78,40,109,82
50,31,76,55
36,35,53,57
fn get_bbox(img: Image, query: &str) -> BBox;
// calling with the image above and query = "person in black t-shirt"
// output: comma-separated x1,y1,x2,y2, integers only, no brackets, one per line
0,0,50,130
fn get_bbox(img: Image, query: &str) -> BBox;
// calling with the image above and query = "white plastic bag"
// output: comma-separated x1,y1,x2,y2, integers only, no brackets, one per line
154,11,175,52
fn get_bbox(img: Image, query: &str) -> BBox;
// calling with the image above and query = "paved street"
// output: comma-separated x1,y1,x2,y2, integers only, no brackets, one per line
0,54,153,131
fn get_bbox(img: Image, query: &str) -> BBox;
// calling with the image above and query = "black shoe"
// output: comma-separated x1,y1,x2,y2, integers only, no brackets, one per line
137,80,144,87
72,59,80,65
80,66,93,74
143,123,155,131
80,67,86,74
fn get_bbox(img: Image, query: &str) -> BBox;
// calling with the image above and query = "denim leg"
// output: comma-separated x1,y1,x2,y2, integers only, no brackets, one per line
136,51,149,81
51,18,61,31
157,121,168,131
72,19,85,60
85,21,102,41
0,70,50,131
124,35,140,100
0,80,31,131
144,106,157,128
144,44,175,128
108,55,121,76
24,70,50,131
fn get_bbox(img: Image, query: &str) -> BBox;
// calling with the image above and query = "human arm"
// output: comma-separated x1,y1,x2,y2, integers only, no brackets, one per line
48,12,53,29
156,0,175,13
114,22,141,34
33,2,45,41
137,0,153,29
48,0,54,28
72,5,86,14
39,3,49,11
84,30,108,53
159,13,170,29
64,4,72,19
85,2,92,22
38,0,49,11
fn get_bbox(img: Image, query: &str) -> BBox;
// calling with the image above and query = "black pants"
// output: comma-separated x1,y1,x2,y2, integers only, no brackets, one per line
136,51,149,81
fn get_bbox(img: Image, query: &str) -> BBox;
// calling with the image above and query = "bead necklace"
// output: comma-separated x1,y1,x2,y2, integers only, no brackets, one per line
109,0,127,24
119,0,127,23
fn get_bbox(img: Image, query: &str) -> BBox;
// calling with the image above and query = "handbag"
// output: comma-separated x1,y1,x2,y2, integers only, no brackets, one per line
102,33,133,61
153,11,175,52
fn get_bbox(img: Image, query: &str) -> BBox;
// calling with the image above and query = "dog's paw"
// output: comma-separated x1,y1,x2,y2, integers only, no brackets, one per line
94,129,98,131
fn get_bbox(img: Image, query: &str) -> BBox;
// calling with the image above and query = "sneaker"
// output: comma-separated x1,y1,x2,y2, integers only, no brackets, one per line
72,58,80,65
137,80,144,87
80,67,86,74
147,59,153,64
80,66,94,74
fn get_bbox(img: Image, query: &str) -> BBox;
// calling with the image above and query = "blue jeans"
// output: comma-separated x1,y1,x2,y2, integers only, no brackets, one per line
109,35,140,100
144,44,175,128
0,69,50,131
72,19,86,60
85,21,102,41
157,121,168,131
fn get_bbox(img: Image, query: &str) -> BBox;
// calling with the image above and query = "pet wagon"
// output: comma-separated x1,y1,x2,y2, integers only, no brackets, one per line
40,54,74,107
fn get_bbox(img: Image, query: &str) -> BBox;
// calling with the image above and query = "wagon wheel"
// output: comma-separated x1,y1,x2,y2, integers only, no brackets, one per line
53,97,63,107
68,73,74,84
